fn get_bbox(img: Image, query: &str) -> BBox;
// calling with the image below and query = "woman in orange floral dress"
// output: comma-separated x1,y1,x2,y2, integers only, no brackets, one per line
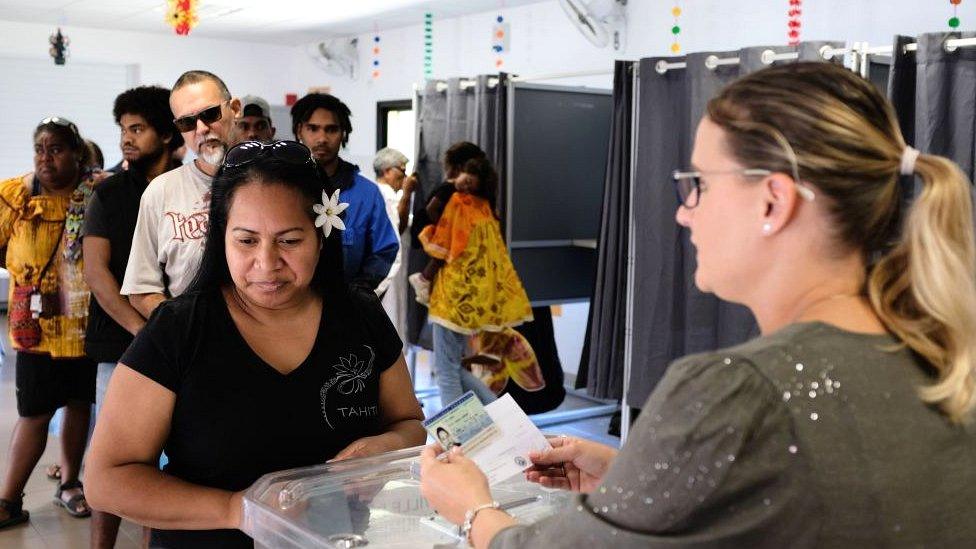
417,157,532,407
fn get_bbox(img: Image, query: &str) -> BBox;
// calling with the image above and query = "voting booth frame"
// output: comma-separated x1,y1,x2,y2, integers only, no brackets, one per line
404,68,622,435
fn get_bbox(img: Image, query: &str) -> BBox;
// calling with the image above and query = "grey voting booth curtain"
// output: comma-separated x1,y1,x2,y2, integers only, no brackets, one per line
577,61,634,399
409,76,505,345
408,81,445,345
887,35,919,145
906,32,976,180
626,42,842,407
887,32,976,246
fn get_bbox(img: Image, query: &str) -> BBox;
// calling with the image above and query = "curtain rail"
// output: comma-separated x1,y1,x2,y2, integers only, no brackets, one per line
655,36,976,76
428,77,500,93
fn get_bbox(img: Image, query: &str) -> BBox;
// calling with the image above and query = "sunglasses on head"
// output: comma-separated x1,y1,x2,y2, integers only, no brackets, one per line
38,116,81,136
222,140,315,170
37,116,83,148
173,102,226,133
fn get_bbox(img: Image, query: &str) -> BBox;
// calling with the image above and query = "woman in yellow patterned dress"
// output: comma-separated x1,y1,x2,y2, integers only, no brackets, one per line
418,157,533,406
0,117,99,530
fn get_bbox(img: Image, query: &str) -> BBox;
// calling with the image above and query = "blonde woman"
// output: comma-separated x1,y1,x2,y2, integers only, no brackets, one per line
419,62,976,548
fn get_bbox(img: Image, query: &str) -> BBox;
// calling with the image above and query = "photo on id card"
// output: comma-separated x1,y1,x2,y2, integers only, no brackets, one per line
423,391,500,453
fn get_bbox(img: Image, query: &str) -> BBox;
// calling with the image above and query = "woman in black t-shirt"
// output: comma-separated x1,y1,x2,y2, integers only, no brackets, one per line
85,141,426,548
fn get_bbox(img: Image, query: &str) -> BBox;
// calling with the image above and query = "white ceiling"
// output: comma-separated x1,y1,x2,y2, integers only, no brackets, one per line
0,0,551,45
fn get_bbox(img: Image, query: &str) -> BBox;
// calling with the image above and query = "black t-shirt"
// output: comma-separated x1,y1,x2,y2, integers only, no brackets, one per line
83,168,150,362
409,181,456,249
120,287,402,548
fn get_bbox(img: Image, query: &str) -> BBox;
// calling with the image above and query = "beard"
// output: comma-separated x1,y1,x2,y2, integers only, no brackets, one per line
127,144,166,172
199,145,226,166
196,135,227,166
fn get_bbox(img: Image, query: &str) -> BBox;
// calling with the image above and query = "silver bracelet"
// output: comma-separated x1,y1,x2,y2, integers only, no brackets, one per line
461,500,500,546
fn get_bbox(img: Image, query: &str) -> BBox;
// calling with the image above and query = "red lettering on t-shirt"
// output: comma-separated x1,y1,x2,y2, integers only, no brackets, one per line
165,211,210,243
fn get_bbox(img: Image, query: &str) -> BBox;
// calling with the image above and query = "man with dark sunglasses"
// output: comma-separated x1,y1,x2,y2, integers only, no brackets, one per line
122,70,241,318
291,93,398,293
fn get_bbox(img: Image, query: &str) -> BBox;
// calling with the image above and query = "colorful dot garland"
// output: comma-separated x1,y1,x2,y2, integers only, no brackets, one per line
491,15,509,68
165,0,198,36
372,34,381,80
787,0,802,46
424,12,433,80
949,0,962,28
670,3,681,54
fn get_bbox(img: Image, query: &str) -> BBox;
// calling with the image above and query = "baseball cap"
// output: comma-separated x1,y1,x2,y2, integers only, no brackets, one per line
240,95,271,120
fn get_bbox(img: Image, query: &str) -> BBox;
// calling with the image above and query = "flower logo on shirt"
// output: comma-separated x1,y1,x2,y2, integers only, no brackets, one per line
319,345,376,429
335,348,374,394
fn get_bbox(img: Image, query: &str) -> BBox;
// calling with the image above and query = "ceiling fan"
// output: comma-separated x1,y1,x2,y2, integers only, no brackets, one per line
559,0,627,51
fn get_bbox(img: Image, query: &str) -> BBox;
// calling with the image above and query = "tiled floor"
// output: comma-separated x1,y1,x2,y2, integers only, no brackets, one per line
0,339,619,547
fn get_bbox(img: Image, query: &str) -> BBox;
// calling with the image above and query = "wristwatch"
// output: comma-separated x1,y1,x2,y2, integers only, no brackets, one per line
461,500,500,546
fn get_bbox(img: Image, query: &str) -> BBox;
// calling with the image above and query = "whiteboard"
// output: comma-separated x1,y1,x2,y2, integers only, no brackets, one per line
0,56,136,177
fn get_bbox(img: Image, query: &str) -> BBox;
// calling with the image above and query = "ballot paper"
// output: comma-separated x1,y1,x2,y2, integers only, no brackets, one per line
424,392,553,486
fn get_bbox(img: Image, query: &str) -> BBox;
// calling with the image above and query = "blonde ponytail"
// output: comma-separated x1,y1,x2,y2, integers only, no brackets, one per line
869,154,976,422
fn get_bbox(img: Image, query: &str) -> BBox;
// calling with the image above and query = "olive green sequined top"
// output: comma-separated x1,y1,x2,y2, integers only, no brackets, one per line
492,322,976,548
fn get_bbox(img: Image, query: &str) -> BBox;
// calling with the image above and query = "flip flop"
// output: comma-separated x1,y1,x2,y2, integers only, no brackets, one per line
0,495,30,530
46,463,61,481
53,480,90,518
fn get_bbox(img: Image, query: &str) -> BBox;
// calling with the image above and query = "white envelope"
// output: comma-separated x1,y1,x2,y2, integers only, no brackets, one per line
467,394,553,486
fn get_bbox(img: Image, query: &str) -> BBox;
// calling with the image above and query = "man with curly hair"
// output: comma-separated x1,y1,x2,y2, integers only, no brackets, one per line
82,84,182,549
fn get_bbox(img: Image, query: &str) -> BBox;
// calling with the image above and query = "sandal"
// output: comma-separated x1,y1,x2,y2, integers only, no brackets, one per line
46,463,61,481
53,480,90,518
0,494,30,530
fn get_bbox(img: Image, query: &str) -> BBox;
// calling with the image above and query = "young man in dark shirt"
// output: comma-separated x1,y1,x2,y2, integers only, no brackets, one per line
81,85,182,549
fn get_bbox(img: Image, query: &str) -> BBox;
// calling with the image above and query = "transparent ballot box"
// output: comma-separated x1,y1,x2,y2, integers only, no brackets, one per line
242,445,572,548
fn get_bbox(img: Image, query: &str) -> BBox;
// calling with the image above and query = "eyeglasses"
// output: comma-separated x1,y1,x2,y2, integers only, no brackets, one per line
671,169,768,209
222,140,315,170
173,102,227,133
672,168,816,209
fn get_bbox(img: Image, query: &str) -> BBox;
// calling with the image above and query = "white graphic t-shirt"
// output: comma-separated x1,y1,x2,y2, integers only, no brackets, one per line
121,161,212,298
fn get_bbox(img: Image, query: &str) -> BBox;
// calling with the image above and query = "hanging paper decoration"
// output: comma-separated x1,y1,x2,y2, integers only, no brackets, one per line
491,15,510,68
166,0,198,36
49,27,69,66
371,30,381,80
787,0,802,46
949,0,962,29
670,2,681,54
424,12,434,80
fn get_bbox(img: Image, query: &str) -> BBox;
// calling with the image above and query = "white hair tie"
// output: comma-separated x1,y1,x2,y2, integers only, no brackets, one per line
900,146,920,176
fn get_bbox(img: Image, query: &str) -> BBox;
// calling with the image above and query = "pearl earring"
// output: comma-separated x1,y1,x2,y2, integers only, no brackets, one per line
762,223,772,234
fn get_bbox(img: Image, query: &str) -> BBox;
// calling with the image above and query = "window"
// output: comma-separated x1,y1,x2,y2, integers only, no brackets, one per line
376,99,414,165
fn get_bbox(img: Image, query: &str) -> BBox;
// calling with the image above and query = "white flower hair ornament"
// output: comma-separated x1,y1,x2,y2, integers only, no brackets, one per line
313,189,349,238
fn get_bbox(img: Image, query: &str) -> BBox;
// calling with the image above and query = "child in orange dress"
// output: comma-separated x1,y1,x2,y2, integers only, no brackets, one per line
412,157,532,335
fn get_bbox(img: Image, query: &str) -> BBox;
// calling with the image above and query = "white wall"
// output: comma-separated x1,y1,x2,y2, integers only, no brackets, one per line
0,19,310,169
0,1,965,171
314,0,964,166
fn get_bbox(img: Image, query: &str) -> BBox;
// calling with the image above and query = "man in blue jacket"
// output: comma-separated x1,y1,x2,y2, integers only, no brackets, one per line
292,93,399,292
